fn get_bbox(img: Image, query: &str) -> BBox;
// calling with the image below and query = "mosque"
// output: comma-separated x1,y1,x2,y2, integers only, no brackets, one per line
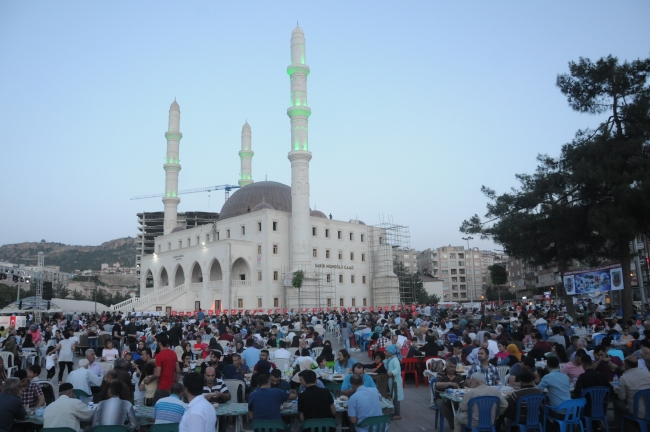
114,26,401,314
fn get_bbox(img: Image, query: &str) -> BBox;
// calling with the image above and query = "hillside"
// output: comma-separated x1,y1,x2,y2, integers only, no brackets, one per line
0,237,137,273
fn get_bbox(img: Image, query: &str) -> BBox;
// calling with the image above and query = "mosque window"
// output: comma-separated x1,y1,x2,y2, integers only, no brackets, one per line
326,274,331,282
361,234,365,242
313,249,318,258
312,227,317,236
257,245,262,254
340,298,344,307
379,237,383,245
158,245,161,253
325,229,330,238
352,298,356,306
216,232,220,240
273,222,278,231
241,226,246,235
168,242,171,251
363,298,367,306
227,230,231,238
338,231,342,239
363,275,367,284
351,275,355,283
240,274,246,281
196,236,200,245
258,272,262,281
258,222,262,231
274,298,279,307
327,298,332,307
238,299,243,308
273,244,278,254
361,253,366,262
326,250,331,259
179,240,183,249
273,271,279,281
339,274,343,283
187,239,190,247
350,252,354,261
257,298,262,307
338,251,343,260
215,300,221,310
349,233,354,241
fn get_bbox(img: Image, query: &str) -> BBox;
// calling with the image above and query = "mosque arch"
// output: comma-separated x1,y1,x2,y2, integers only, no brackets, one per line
231,257,250,282
174,264,185,287
144,269,154,288
209,259,223,281
190,262,203,283
159,267,169,288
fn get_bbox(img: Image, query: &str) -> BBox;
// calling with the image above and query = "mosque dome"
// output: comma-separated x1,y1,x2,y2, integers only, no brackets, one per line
310,210,327,218
170,226,186,233
252,202,275,212
219,181,291,220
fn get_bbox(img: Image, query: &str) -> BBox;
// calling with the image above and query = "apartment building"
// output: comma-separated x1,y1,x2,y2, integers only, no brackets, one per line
394,248,420,274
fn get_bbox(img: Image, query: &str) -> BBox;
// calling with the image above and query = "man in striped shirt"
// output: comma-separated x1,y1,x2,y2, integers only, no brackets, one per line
154,383,187,424
202,367,231,403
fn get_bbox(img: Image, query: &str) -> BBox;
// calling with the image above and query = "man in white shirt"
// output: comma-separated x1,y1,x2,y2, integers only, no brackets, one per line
180,372,217,432
67,359,103,401
273,341,292,360
85,349,103,377
43,383,95,432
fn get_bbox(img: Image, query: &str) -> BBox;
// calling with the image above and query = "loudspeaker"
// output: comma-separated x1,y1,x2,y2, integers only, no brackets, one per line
43,282,53,300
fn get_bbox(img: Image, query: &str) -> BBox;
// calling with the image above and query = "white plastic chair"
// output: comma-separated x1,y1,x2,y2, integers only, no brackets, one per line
223,379,246,403
273,358,291,373
504,373,511,385
0,352,17,377
267,348,278,360
496,365,510,384
218,340,230,352
99,362,114,372
311,347,323,358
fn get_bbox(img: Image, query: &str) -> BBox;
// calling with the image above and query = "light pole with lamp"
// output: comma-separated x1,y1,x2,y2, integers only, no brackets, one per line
462,236,474,302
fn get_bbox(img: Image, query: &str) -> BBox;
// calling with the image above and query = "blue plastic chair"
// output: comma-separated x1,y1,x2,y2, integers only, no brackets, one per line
462,396,500,432
536,324,549,340
508,393,547,432
448,334,458,344
544,398,586,432
581,387,610,432
621,388,650,432
591,334,606,346
356,415,392,432
610,334,621,342
360,333,370,351
250,420,288,432
429,376,444,431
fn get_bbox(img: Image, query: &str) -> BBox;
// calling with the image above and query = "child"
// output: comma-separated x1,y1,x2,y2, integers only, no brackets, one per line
314,355,331,383
45,346,57,379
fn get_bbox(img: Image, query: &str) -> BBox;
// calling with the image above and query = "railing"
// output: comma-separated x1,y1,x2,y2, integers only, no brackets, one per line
208,280,223,288
189,282,203,290
112,284,186,311
231,280,251,286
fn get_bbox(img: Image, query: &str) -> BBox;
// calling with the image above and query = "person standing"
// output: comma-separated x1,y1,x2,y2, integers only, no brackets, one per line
347,374,383,432
384,344,404,420
144,333,180,403
43,383,95,431
56,330,77,381
179,372,217,432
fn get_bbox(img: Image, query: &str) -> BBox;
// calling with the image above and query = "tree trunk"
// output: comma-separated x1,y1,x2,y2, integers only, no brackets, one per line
556,256,576,318
620,245,634,323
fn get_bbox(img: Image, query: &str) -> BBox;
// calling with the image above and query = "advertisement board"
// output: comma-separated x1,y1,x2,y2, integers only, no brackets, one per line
563,264,624,295
0,316,27,328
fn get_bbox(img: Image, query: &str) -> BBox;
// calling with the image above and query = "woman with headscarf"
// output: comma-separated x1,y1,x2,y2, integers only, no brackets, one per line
3,336,18,368
290,356,317,389
28,324,42,346
384,344,404,420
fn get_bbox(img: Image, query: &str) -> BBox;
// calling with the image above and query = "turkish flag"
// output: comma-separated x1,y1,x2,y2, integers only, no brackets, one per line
362,307,366,311
231,309,236,315
283,309,287,314
238,309,243,314
391,306,396,311
411,305,416,311
347,307,352,312
207,310,213,316
326,308,331,312
172,311,177,316
275,309,280,314
312,308,317,313
223,310,229,315
369,307,374,312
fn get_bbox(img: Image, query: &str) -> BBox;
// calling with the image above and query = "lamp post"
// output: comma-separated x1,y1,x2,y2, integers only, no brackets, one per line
462,236,474,302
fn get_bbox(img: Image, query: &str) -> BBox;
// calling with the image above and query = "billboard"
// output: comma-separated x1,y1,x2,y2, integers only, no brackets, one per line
563,264,624,295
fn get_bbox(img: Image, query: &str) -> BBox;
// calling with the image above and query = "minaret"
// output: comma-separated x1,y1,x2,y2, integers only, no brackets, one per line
163,100,182,235
238,121,254,187
287,25,312,270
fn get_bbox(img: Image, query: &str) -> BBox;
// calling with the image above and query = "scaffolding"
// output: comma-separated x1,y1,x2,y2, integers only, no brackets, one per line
281,263,336,311
368,217,414,306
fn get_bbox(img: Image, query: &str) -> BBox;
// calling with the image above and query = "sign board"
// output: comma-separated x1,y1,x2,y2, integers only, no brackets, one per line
0,316,26,328
283,273,293,287
563,264,624,295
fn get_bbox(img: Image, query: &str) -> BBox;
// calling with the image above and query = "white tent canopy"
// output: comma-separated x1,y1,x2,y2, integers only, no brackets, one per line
1,296,111,314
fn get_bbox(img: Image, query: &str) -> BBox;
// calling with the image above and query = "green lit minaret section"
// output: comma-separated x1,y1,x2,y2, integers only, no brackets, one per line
238,121,254,187
163,100,182,235
287,25,313,271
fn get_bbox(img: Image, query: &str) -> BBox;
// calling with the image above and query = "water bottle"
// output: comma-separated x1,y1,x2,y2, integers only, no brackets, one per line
613,374,618,387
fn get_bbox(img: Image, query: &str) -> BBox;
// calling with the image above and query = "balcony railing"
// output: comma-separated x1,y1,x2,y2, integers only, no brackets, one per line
231,280,251,286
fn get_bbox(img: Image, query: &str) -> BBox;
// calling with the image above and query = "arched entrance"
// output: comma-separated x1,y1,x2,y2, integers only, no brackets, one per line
145,269,154,288
174,265,185,287
209,259,223,281
160,267,169,287
231,258,250,282
191,262,203,283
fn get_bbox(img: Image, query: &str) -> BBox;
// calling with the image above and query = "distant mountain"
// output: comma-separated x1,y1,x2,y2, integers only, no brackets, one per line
0,237,137,273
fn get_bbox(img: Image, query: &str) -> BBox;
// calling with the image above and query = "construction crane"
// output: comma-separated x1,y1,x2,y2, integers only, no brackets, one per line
131,184,241,201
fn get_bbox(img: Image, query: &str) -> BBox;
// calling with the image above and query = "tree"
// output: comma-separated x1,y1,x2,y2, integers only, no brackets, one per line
54,285,70,299
71,290,85,301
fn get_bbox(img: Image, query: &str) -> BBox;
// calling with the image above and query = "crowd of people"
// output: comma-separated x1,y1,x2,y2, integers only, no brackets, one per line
0,299,646,432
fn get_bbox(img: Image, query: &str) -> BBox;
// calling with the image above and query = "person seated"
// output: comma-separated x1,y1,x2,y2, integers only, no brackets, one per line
222,354,250,380
573,354,611,416
93,381,140,431
21,365,46,410
153,383,187,424
248,373,297,421
592,344,624,382
362,352,387,374
0,378,25,431
508,355,541,387
269,369,291,392
67,359,103,401
314,356,332,382
98,370,132,401
453,373,508,432
254,350,277,372
347,373,384,432
43,383,95,431
419,336,443,358
340,363,376,397
537,357,571,408
297,370,335,424
292,349,318,369
334,349,357,373
434,357,465,427
502,372,543,426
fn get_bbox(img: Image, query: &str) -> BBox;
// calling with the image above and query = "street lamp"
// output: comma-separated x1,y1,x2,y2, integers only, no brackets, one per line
462,236,474,302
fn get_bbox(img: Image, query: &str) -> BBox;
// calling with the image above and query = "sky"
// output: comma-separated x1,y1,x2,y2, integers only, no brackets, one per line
1,2,648,253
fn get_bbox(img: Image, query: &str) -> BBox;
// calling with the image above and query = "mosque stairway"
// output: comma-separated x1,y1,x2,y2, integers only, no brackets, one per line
111,283,186,312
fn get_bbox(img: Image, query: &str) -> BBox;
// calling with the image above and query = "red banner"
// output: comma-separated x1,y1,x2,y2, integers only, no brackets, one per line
207,310,213,316
223,309,229,315
391,306,396,311
283,309,287,314
411,305,416,311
